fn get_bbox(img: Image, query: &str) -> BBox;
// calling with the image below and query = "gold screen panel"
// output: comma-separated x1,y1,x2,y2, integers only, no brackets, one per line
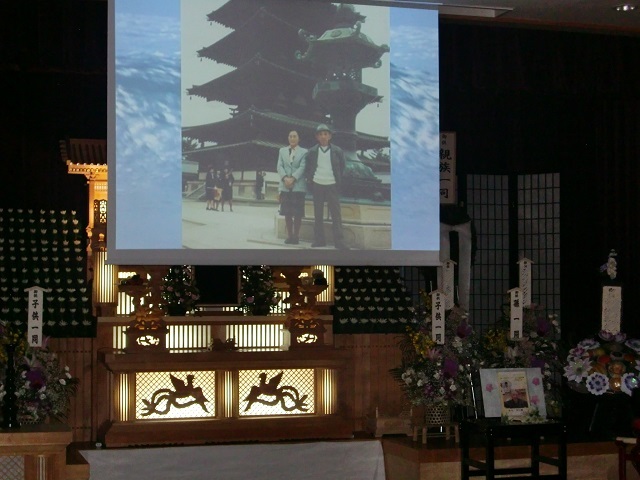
239,369,315,416
135,371,216,420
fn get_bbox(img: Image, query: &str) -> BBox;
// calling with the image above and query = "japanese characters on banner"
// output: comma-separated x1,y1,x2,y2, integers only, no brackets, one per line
438,259,456,310
601,286,622,334
26,286,49,347
518,258,533,308
439,132,456,205
431,290,446,345
509,287,523,340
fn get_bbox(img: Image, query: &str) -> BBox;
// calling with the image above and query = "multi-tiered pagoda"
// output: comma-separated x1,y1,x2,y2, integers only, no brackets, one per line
183,0,389,200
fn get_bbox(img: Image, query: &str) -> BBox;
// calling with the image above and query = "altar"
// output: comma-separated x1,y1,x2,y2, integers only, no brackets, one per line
96,314,353,447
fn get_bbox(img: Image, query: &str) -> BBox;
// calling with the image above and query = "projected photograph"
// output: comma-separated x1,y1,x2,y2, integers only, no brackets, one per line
109,0,440,265
181,0,392,251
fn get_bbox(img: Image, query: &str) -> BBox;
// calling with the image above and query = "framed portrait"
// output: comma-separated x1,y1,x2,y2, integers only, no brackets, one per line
478,368,546,420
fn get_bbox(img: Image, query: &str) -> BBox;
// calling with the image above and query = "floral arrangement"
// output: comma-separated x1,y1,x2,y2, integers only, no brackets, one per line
564,330,640,396
0,322,79,423
600,249,618,280
391,292,481,407
160,266,200,314
238,266,280,315
478,303,563,415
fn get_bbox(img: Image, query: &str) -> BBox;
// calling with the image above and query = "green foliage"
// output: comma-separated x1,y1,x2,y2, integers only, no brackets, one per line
238,266,279,315
161,266,200,313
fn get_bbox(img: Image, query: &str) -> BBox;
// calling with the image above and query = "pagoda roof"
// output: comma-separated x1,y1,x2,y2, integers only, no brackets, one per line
298,24,390,71
197,7,310,70
207,0,338,35
186,54,317,110
183,139,285,172
183,107,389,151
59,138,107,165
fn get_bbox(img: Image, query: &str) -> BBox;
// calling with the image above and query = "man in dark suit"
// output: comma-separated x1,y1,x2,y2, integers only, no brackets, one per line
503,390,529,409
303,124,349,249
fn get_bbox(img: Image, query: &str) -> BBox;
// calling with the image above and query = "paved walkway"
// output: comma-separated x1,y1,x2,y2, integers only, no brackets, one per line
182,198,308,250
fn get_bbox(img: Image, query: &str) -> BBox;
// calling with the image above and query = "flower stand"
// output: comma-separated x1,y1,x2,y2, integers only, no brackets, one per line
411,404,459,445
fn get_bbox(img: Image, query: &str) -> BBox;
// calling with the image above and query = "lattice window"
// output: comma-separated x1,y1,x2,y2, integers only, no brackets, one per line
466,173,561,333
135,371,216,420
467,174,511,332
0,456,24,480
517,173,561,313
239,369,314,416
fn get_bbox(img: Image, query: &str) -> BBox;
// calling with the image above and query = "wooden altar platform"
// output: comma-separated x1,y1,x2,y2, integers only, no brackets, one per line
381,435,621,480
99,347,353,447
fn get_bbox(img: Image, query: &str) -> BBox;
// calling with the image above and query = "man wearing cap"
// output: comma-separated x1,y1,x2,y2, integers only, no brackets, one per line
303,124,349,249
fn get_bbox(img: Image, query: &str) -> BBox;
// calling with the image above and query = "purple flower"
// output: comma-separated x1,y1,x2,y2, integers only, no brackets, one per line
622,373,639,396
456,320,473,339
598,330,613,341
531,357,546,370
614,332,628,343
443,358,459,378
486,383,494,393
627,339,640,353
26,368,46,390
568,346,589,359
246,296,255,304
536,317,551,337
586,372,610,395
532,377,541,386
530,395,539,405
578,339,600,350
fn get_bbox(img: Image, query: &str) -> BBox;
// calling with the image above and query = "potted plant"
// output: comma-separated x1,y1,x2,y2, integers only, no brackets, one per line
160,266,200,315
238,266,280,315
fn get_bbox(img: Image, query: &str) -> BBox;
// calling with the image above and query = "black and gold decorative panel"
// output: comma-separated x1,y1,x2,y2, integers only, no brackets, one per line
239,369,315,416
135,371,216,420
0,208,95,337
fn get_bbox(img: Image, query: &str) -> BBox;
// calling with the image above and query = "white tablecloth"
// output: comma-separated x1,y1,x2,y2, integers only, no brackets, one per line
81,440,385,480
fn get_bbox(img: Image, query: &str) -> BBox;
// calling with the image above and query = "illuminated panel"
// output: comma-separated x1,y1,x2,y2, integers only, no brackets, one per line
319,368,338,415
135,371,215,420
116,270,138,315
115,373,129,421
239,369,314,416
167,324,211,351
226,323,282,351
113,325,127,350
94,248,117,304
312,266,334,304
222,370,236,418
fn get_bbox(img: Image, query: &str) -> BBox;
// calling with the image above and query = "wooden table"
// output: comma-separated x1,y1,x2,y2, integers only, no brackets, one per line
460,419,567,479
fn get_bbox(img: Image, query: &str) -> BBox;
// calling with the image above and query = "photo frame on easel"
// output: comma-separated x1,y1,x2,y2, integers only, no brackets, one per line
479,368,547,421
